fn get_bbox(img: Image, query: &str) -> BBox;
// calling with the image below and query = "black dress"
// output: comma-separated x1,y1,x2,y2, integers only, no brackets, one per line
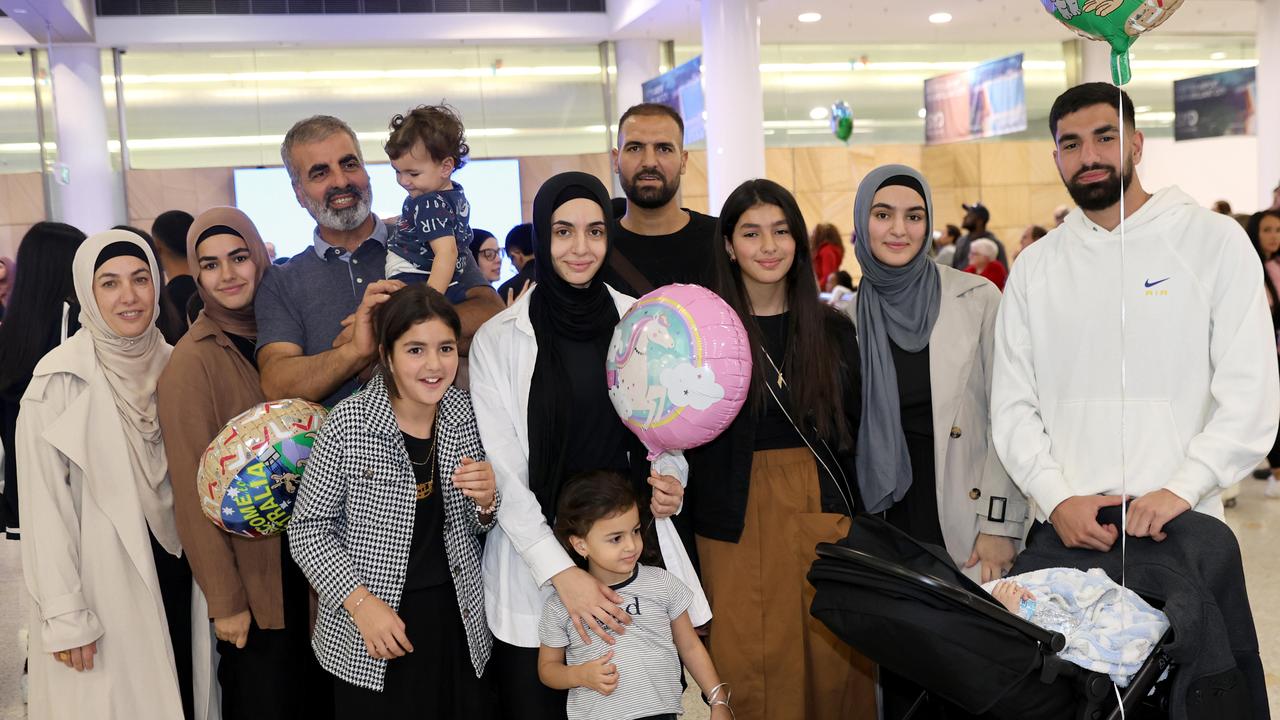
752,313,805,451
882,341,946,547
332,432,494,718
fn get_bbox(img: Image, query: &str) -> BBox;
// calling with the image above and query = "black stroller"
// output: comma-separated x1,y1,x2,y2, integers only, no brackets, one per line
807,514,1174,720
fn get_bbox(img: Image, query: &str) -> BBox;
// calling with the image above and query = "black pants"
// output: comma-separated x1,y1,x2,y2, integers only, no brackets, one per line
281,532,335,720
217,622,295,718
215,531,331,720
491,639,568,720
151,531,194,720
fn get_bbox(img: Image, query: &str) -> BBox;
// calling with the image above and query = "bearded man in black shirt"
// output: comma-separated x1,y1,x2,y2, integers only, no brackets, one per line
604,103,719,295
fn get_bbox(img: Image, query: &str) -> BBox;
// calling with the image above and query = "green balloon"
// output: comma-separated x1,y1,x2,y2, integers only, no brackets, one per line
830,101,854,143
1042,0,1184,85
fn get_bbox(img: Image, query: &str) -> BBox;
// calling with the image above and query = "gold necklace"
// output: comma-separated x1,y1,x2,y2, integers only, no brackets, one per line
408,430,437,466
410,433,437,500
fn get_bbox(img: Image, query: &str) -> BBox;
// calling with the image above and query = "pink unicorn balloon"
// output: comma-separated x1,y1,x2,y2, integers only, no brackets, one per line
606,283,752,458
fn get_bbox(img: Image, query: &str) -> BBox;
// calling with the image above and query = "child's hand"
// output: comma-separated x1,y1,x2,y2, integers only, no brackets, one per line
573,650,619,696
453,457,496,509
991,580,1035,615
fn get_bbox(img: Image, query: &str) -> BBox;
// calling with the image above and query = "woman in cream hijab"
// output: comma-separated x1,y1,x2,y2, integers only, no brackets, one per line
16,229,191,719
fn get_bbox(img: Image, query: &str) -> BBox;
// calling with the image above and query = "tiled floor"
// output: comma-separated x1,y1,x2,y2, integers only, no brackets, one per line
0,478,1275,719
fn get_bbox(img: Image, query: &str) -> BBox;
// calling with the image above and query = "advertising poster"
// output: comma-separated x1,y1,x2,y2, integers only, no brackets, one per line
1173,67,1256,142
924,53,1027,145
642,56,706,145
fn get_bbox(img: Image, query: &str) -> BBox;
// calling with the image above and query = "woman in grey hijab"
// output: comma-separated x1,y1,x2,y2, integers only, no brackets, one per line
853,165,1031,717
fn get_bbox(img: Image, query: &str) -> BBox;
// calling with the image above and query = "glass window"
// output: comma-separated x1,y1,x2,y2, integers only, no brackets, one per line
673,37,1254,146
0,52,41,174
119,45,610,169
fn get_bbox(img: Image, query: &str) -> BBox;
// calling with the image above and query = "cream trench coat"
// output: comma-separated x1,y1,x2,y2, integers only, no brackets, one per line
16,335,191,720
928,266,1032,575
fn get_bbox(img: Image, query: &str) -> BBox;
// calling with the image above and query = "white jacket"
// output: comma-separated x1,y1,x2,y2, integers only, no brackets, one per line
991,186,1280,521
17,337,186,720
469,285,635,647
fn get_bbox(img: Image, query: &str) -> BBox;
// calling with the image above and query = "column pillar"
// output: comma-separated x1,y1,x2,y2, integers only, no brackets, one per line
1257,0,1280,210
614,39,662,121
1079,39,1113,85
700,0,765,212
49,45,121,233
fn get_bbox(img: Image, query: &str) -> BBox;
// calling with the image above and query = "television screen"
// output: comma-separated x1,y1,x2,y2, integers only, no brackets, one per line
233,158,524,286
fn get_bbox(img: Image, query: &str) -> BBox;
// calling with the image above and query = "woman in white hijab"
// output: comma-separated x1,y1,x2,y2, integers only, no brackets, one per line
16,229,191,720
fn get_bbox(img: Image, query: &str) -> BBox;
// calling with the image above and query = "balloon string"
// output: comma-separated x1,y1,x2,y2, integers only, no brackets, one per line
1115,79,1129,720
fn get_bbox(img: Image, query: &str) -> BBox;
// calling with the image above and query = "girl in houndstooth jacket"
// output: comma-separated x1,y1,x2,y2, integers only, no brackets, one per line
289,284,501,717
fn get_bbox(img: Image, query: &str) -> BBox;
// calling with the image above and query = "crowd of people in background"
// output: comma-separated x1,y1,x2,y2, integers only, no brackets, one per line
0,80,1278,720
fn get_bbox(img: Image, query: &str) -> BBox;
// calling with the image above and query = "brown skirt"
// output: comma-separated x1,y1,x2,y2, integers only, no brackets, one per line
696,448,877,720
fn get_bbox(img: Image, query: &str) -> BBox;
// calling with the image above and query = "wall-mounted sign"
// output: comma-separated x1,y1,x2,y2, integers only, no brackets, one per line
924,53,1026,145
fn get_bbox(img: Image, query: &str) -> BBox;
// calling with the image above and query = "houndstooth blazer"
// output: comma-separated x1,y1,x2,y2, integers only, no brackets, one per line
288,372,500,691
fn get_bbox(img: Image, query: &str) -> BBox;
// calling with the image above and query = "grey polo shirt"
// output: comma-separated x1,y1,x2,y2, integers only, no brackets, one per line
255,221,390,408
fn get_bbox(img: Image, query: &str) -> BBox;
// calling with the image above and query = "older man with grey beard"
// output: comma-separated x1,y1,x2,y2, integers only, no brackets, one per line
254,115,501,408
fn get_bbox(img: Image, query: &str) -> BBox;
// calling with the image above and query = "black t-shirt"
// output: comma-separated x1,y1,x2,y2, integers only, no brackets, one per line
603,206,719,296
160,275,198,343
752,313,804,451
882,342,945,546
559,336,632,476
497,260,536,302
402,431,450,591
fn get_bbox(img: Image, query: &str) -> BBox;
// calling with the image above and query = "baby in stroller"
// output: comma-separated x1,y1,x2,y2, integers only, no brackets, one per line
986,568,1169,686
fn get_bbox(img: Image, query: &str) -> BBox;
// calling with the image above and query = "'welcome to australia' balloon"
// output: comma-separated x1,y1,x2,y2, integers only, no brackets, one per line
198,399,327,538
1041,0,1184,85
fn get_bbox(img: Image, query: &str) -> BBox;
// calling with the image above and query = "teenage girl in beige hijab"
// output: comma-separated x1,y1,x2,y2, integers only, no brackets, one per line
16,229,192,720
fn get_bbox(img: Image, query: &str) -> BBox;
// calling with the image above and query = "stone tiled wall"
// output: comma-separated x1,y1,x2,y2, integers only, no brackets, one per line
3,141,1073,283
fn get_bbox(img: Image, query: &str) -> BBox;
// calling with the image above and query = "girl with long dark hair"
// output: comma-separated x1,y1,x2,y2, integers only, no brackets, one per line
687,178,875,720
0,222,86,539
289,284,499,717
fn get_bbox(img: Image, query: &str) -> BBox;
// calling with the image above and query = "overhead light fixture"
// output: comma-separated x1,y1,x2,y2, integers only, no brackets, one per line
929,12,953,24
1210,51,1227,60
917,108,928,119
809,106,830,120
798,12,822,23
1134,105,1152,113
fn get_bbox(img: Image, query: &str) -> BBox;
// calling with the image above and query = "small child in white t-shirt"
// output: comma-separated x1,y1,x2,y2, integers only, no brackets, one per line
538,471,734,720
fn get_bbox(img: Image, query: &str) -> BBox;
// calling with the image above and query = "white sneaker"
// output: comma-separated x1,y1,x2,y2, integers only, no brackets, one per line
1266,477,1280,499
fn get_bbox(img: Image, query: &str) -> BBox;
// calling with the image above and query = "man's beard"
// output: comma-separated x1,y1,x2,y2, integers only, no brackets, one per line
303,183,373,232
621,167,679,210
1065,160,1134,212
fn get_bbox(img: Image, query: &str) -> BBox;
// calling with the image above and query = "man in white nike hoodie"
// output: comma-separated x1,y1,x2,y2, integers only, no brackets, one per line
992,83,1280,552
